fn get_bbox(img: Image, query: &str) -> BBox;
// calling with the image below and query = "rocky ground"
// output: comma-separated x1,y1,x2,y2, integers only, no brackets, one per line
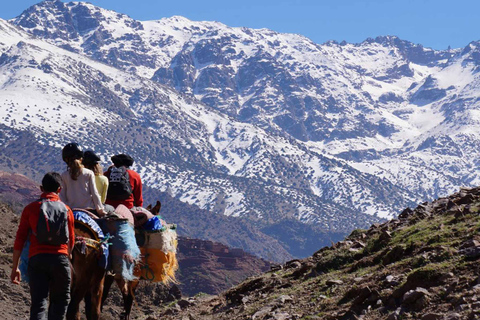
151,186,480,320
0,202,31,319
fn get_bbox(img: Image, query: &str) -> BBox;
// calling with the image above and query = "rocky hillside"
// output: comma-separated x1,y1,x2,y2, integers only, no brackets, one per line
0,172,38,213
153,186,480,320
178,237,270,296
0,202,31,320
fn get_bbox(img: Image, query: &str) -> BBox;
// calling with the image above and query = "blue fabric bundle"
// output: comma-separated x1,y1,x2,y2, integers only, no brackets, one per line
72,210,109,269
97,219,140,281
141,216,164,231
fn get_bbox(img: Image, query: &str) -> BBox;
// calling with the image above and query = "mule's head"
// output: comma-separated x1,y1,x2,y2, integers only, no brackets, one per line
146,200,161,215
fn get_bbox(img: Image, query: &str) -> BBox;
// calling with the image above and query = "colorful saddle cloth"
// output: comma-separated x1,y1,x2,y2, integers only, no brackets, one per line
73,209,109,269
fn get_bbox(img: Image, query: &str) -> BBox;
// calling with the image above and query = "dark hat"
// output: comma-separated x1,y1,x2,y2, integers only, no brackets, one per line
83,150,101,166
111,154,134,167
62,143,83,162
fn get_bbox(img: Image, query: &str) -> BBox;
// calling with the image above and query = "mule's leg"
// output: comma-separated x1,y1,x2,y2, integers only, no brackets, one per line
101,273,115,310
67,254,85,320
84,292,92,320
66,273,89,320
126,280,140,320
116,278,137,320
89,272,105,320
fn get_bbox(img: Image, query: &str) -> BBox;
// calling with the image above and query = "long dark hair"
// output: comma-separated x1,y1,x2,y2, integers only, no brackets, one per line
62,143,84,180
66,158,83,180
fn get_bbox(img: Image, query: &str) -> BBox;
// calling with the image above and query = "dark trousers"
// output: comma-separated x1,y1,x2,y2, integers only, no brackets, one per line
27,254,71,320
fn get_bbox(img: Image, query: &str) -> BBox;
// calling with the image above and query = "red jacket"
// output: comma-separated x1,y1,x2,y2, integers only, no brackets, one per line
104,167,143,209
14,192,75,258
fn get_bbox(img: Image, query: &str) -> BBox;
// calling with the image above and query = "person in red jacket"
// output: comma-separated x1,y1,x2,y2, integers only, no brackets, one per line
11,172,75,320
104,153,143,209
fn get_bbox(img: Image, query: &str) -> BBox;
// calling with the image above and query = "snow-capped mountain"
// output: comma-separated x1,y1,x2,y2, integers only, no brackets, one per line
2,0,480,258
0,14,391,260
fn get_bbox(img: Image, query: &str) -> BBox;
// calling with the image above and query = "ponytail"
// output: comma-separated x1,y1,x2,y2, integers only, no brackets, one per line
66,158,83,180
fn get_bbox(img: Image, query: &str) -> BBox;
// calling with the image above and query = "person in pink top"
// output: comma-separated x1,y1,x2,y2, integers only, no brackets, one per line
104,153,143,209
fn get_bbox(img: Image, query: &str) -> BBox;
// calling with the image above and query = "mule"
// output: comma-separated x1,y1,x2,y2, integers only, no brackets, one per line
67,219,107,320
101,201,162,320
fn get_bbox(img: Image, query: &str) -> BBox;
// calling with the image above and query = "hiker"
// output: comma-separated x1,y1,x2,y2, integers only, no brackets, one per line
104,153,143,209
60,143,107,216
11,172,75,320
83,150,109,204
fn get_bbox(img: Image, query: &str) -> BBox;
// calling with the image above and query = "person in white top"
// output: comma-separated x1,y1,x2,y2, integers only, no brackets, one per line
60,143,107,217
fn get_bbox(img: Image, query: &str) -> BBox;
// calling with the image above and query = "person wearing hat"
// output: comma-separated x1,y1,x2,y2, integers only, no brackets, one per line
104,153,143,209
83,150,109,204
60,143,107,216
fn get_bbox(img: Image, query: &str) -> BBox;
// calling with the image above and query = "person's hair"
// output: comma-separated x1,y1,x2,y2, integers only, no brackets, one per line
62,143,84,180
84,162,103,176
42,172,62,193
66,158,83,180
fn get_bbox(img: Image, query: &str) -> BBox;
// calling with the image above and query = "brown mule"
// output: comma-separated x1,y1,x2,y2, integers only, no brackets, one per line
67,221,106,320
101,201,162,320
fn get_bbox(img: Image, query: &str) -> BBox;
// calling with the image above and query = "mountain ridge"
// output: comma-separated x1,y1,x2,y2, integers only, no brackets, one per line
2,0,480,260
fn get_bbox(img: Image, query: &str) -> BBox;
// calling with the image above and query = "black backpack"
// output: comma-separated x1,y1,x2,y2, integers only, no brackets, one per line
36,199,69,246
107,166,133,200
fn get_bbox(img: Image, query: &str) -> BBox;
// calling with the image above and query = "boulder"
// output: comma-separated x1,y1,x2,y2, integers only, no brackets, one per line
402,287,430,311
276,295,293,304
285,260,302,269
445,313,462,320
420,313,442,320
252,306,274,320
326,279,344,286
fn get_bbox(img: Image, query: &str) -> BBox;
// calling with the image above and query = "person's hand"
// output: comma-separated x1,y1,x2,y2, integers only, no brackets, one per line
10,268,21,284
99,208,108,217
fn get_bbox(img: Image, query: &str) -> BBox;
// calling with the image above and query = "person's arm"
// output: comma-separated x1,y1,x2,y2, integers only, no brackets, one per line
88,172,106,216
59,174,68,204
132,172,143,207
11,206,30,284
67,207,75,258
10,250,22,284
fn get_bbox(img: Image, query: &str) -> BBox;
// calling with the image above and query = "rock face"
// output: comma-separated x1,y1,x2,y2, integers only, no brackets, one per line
0,171,38,213
177,237,270,296
155,186,480,320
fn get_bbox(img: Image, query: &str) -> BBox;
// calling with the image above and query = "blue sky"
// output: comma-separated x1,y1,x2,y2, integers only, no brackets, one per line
1,0,479,50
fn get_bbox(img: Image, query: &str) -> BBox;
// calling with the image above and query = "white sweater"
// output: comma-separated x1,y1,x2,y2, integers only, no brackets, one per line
60,167,105,214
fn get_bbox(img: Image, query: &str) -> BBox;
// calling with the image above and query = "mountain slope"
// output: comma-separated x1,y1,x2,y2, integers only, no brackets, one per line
0,13,417,260
11,0,480,209
157,186,480,319
5,0,480,259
